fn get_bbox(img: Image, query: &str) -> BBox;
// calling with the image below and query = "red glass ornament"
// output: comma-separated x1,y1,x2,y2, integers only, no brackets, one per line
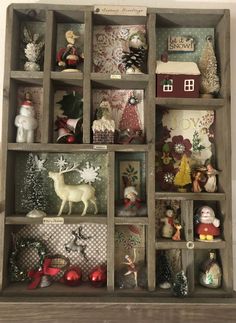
67,135,76,144
88,266,107,287
62,266,82,286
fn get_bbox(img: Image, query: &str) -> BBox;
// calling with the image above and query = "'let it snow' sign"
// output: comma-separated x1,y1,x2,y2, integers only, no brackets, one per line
168,36,195,52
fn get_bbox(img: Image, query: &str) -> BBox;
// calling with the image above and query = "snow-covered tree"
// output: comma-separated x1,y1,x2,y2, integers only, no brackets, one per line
21,153,47,212
198,36,220,96
157,251,172,289
172,270,188,297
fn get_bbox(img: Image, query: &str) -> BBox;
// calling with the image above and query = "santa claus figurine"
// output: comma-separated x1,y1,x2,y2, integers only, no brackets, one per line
56,30,83,72
15,92,38,143
195,206,221,241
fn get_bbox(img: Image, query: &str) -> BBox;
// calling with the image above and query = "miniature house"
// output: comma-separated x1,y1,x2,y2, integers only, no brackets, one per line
156,61,201,98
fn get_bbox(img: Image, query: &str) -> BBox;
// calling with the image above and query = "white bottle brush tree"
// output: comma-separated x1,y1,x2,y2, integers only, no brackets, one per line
22,26,45,71
21,153,48,213
198,35,220,97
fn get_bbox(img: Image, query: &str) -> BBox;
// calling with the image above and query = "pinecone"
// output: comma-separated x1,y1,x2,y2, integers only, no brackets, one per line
122,47,146,72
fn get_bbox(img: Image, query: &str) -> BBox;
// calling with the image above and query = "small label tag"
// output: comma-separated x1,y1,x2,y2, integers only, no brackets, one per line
43,217,64,224
94,6,147,16
168,36,195,52
93,145,108,150
110,74,121,79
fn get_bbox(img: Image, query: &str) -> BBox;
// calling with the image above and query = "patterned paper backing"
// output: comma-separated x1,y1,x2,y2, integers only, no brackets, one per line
93,89,144,132
93,25,146,74
17,87,43,143
16,224,107,281
156,28,214,62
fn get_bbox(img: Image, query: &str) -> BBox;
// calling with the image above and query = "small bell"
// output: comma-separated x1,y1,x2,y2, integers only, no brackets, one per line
39,275,52,288
199,250,222,288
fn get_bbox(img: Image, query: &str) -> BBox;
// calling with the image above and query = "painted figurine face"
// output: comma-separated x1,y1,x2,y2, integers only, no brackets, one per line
166,209,174,218
200,206,215,224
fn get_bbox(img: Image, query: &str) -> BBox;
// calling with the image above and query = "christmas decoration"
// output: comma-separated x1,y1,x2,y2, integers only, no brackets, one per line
61,266,82,286
22,26,44,71
115,226,141,250
92,100,115,144
160,207,175,238
192,130,205,153
199,250,222,288
56,30,84,72
172,270,188,297
192,170,205,193
198,35,220,97
65,227,92,261
88,265,107,287
28,256,62,289
21,153,48,213
204,163,220,193
49,161,98,216
195,206,221,241
157,251,172,289
123,249,138,288
172,223,182,241
118,94,144,144
77,162,101,185
174,154,192,192
55,91,83,143
26,209,46,218
15,92,38,143
9,237,47,282
156,60,201,98
122,31,147,74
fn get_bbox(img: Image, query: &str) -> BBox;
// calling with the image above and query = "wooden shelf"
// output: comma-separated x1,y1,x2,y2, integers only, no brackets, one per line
155,192,226,201
115,217,148,225
156,97,225,109
91,73,149,89
5,215,107,225
155,240,226,250
8,143,149,152
10,71,44,85
51,72,83,86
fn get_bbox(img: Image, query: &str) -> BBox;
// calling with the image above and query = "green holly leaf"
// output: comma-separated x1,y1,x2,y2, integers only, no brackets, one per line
57,92,83,119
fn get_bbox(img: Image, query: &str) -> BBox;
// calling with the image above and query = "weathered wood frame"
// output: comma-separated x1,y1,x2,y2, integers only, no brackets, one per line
0,4,233,311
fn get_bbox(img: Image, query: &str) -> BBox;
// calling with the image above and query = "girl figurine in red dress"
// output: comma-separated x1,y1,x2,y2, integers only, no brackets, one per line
195,206,220,241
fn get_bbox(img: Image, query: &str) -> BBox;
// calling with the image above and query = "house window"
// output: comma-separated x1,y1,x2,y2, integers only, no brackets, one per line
163,80,173,92
184,79,195,92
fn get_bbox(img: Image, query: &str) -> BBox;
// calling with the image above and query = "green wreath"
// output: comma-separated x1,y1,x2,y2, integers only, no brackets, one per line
9,237,47,282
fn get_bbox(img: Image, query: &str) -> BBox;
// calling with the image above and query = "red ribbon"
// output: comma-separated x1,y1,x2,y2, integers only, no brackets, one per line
168,217,174,226
124,198,142,209
27,258,61,289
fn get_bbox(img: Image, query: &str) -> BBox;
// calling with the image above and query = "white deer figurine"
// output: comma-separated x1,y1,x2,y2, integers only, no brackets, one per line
48,163,98,216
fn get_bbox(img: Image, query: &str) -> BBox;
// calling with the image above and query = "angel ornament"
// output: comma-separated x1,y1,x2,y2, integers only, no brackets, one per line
204,163,220,193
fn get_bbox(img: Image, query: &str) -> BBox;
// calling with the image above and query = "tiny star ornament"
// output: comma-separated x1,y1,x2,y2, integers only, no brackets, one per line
54,156,68,171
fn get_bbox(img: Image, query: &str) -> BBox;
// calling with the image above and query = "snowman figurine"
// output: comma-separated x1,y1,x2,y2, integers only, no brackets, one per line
15,92,38,143
160,207,175,239
195,206,221,241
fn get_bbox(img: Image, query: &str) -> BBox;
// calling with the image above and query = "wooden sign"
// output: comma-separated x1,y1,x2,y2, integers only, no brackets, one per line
168,36,195,52
43,217,64,224
94,5,147,16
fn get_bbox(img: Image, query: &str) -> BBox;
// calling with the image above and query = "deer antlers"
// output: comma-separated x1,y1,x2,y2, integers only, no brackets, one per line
60,162,80,174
